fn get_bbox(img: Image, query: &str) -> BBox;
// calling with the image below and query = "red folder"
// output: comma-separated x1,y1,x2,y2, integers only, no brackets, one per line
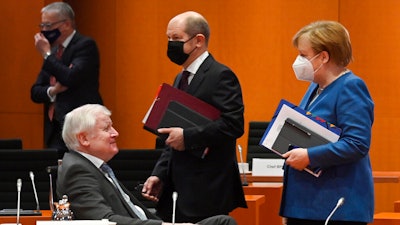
142,83,221,135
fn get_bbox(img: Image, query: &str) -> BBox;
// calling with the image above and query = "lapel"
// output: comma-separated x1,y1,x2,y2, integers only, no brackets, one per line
60,32,81,62
186,54,214,94
301,83,319,110
70,151,138,217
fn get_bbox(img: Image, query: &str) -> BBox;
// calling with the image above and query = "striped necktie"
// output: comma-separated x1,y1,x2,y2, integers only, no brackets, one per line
100,163,147,220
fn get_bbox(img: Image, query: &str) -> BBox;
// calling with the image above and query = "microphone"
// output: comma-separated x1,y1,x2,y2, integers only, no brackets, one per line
47,162,61,212
0,176,42,217
29,171,40,212
47,168,55,212
237,145,248,186
324,197,345,225
16,178,22,225
172,192,178,225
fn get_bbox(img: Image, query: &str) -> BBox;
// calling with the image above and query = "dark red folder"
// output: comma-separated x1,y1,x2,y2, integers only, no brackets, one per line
143,83,220,135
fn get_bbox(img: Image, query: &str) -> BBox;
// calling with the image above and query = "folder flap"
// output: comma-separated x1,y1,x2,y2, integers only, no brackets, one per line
271,118,332,155
157,100,213,133
143,83,220,134
260,99,341,151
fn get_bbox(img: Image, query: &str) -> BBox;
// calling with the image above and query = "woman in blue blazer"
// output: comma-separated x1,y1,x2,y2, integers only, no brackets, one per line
280,21,374,225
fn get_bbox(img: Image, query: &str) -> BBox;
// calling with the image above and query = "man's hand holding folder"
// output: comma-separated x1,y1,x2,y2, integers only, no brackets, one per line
157,127,185,150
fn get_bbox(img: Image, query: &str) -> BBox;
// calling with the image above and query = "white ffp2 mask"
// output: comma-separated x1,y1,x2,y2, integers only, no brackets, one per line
292,53,320,82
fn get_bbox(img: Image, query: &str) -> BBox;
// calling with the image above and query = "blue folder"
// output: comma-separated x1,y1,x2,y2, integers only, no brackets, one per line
259,99,342,177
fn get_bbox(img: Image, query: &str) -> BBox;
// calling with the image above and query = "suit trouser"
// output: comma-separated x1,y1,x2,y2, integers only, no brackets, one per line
197,215,237,225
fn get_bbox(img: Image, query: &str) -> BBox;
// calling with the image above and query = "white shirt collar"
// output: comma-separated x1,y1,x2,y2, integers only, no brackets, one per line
61,30,76,49
75,150,104,169
185,51,209,75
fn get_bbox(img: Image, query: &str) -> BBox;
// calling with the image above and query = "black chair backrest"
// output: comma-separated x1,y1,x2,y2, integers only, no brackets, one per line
247,121,281,170
0,139,22,149
0,149,59,210
108,149,163,209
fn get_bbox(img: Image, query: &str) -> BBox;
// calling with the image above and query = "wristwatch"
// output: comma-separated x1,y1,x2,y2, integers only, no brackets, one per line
44,52,51,60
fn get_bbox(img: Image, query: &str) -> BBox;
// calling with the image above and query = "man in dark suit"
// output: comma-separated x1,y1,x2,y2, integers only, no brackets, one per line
57,104,237,225
142,11,247,223
31,2,103,158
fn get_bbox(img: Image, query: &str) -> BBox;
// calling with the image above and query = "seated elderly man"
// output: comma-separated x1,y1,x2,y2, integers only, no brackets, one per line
56,104,237,225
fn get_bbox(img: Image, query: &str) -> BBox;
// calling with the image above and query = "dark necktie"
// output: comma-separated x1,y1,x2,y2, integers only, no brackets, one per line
178,71,190,91
48,45,64,121
100,163,147,220
56,45,64,60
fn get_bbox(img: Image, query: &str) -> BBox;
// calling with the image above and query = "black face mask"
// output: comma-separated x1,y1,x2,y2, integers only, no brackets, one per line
41,29,61,44
167,35,196,65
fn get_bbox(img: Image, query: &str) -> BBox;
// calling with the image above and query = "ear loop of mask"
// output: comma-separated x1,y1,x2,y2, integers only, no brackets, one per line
311,53,323,73
185,35,198,55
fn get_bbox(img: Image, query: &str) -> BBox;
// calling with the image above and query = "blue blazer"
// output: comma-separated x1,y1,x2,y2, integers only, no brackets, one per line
280,71,374,222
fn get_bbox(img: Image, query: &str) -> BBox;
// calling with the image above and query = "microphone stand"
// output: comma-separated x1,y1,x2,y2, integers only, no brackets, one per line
237,145,248,186
172,192,178,225
16,178,22,225
46,167,55,213
29,171,40,212
325,197,345,225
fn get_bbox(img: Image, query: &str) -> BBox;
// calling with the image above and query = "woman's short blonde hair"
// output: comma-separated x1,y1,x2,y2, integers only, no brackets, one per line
292,20,352,67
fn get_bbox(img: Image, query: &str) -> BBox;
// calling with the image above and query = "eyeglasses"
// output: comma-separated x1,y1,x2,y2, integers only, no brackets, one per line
39,19,66,30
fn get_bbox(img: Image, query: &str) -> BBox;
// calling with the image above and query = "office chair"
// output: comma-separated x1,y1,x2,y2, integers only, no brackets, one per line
247,121,280,170
0,138,23,149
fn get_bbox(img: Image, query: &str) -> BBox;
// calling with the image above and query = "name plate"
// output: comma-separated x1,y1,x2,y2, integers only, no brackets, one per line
252,158,284,176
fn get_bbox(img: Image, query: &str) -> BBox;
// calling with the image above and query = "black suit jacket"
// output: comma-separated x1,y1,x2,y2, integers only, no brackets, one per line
31,32,103,147
152,54,247,222
57,151,163,225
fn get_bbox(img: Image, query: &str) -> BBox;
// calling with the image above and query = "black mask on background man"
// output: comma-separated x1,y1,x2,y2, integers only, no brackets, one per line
41,29,61,44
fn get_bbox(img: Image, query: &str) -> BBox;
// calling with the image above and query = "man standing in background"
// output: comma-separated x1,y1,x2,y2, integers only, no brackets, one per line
142,11,247,223
31,2,103,158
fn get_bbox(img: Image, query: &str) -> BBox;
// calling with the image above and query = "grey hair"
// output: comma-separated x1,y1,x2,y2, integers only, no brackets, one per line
62,104,111,150
42,2,75,28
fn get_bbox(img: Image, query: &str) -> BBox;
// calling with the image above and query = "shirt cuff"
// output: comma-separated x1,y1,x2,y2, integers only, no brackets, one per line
47,87,56,102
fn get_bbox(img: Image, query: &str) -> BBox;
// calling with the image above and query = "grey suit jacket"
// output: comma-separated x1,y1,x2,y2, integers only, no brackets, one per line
57,150,162,225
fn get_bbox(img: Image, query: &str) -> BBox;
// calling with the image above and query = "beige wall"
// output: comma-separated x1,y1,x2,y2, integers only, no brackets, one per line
1,0,400,213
